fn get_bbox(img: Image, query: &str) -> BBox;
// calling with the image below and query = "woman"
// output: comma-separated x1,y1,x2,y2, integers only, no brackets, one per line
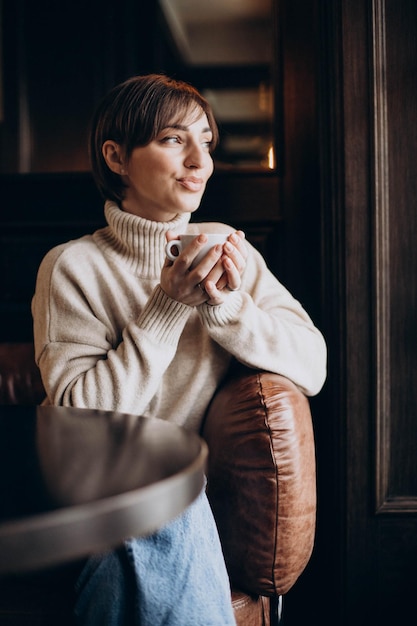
32,74,326,625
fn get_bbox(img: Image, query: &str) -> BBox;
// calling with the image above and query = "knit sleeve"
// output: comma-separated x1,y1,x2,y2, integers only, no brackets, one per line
197,244,327,397
32,243,192,413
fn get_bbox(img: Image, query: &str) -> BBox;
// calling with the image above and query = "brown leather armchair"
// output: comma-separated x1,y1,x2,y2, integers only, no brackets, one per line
0,343,316,626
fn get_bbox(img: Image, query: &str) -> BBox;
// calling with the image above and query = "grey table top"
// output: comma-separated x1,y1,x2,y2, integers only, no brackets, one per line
0,405,207,575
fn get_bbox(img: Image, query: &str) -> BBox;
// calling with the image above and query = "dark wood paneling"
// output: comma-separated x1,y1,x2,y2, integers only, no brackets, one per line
374,0,417,513
0,0,158,174
0,173,105,340
315,0,417,624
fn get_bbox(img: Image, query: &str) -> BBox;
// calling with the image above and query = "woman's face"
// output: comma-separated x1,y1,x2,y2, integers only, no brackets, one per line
121,111,214,221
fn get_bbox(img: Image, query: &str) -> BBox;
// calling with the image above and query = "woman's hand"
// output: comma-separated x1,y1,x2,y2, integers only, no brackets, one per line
161,233,223,306
202,231,247,304
160,231,247,306
219,231,247,291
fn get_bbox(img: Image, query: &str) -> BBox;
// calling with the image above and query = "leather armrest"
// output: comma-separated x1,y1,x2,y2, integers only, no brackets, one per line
202,367,316,597
0,343,45,405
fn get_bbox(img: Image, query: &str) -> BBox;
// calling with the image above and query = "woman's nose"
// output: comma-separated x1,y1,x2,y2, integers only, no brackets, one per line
184,142,206,169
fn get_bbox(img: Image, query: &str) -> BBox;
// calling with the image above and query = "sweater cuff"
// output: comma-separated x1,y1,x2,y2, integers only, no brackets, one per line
197,291,243,328
137,285,192,345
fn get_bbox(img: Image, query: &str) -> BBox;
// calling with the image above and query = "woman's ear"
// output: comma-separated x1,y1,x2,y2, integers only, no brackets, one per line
102,140,126,175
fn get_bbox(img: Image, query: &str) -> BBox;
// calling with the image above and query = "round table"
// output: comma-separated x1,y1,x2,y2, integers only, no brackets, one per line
0,405,207,575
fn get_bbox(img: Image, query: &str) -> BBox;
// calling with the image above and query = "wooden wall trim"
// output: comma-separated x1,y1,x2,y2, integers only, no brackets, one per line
372,0,392,513
372,0,417,514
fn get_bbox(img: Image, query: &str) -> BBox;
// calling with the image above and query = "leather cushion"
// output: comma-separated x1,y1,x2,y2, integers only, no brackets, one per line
203,367,316,596
232,590,270,626
0,343,45,405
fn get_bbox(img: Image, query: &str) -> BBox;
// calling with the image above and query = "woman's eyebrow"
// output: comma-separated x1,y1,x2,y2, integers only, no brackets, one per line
165,123,212,134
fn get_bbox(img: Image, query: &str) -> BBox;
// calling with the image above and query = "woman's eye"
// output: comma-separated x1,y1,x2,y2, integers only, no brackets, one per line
161,135,181,144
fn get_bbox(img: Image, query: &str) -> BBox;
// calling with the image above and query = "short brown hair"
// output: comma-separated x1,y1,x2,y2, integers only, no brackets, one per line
89,74,219,203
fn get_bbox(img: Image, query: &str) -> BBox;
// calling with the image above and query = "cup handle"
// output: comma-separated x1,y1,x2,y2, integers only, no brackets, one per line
165,239,182,261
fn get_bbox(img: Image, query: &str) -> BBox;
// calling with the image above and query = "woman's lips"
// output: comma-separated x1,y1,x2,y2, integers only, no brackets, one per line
177,176,204,192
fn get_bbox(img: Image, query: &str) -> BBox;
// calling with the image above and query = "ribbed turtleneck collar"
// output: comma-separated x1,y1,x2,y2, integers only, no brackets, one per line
94,200,192,277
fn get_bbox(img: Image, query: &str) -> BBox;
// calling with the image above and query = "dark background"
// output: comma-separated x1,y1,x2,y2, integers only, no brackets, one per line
1,1,416,624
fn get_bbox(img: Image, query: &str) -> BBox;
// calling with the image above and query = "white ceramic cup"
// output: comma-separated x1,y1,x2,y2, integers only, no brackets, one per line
165,234,228,268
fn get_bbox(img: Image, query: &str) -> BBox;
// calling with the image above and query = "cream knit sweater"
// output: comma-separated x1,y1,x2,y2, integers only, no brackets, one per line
32,201,326,432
